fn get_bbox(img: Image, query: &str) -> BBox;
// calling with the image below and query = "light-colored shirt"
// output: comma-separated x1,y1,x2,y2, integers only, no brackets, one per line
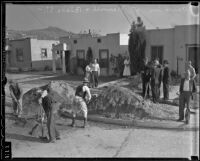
85,65,91,72
187,66,196,79
41,90,48,98
82,85,91,101
183,79,190,91
92,63,100,72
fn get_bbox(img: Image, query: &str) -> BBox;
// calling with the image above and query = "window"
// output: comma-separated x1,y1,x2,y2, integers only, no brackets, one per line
99,49,109,68
97,38,101,43
151,46,163,64
16,48,24,62
41,48,47,58
74,40,77,44
76,50,85,67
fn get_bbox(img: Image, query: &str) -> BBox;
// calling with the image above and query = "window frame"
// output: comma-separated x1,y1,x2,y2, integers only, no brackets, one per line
41,48,48,59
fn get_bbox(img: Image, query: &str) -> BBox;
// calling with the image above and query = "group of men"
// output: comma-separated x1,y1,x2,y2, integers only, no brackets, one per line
141,57,170,103
8,58,197,142
85,58,100,88
141,58,197,122
9,77,92,143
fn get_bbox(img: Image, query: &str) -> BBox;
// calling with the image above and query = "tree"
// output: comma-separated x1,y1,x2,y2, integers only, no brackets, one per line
86,47,93,64
128,17,146,75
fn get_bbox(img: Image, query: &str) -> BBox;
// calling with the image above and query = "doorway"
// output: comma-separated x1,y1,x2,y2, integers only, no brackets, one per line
187,45,200,74
65,50,71,72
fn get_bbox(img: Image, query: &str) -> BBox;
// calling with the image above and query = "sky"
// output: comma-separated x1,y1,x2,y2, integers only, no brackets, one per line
6,3,200,35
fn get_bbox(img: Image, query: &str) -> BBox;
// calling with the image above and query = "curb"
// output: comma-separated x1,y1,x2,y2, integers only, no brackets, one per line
60,112,199,131
5,101,199,131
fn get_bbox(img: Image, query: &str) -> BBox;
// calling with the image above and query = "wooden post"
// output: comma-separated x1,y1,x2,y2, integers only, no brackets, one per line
62,50,66,74
52,45,56,73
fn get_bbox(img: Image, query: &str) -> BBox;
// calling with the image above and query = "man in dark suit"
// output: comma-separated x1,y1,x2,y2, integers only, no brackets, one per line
162,60,170,100
141,57,151,98
177,70,196,121
150,60,162,103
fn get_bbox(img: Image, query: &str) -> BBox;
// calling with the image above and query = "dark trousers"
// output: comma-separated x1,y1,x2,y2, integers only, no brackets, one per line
142,78,150,98
163,82,169,100
179,91,191,119
42,97,60,141
92,71,99,87
86,72,92,87
151,81,160,102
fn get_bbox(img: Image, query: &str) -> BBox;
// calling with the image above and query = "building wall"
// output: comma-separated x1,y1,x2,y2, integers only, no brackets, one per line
146,25,199,75
174,25,199,75
8,38,32,69
60,33,123,76
145,28,174,69
30,39,59,70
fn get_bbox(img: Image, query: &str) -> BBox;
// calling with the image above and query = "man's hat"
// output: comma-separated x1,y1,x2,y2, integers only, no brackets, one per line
83,77,89,83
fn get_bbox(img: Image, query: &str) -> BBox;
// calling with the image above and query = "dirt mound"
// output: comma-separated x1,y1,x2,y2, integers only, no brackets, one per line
88,85,149,119
22,81,75,118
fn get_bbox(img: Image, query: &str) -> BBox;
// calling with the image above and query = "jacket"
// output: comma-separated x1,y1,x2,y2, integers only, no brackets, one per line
179,78,197,93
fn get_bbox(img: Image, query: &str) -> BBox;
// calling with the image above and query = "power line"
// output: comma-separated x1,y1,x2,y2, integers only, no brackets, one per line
118,5,132,25
25,6,46,27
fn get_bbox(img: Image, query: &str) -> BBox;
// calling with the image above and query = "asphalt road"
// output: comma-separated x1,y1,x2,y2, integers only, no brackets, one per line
5,117,199,158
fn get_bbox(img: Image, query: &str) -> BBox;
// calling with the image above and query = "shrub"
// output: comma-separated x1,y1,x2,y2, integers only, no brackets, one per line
44,65,51,71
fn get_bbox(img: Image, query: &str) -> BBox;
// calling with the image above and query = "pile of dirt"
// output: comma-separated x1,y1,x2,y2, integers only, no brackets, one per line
22,81,75,118
88,85,149,119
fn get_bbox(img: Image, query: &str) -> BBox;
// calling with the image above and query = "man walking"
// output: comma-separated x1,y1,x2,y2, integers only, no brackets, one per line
150,60,162,103
91,59,100,88
37,87,61,143
177,70,196,122
162,60,170,100
71,78,92,128
9,80,23,117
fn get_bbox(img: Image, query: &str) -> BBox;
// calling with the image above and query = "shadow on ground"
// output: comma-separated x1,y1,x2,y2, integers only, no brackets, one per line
5,133,46,143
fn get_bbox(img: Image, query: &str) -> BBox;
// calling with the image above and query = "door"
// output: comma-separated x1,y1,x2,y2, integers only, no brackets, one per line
99,49,109,75
188,46,200,74
65,50,71,72
151,46,163,64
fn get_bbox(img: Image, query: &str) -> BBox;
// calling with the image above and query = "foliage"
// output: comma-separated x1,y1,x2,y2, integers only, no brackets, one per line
86,47,93,64
128,17,146,75
110,54,124,77
44,65,51,71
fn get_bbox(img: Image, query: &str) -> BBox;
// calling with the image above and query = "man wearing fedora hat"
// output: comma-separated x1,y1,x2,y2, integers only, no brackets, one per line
36,86,61,143
71,77,92,128
162,60,171,101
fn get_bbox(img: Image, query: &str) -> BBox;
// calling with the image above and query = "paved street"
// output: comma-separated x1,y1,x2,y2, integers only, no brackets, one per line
5,117,199,158
4,72,199,158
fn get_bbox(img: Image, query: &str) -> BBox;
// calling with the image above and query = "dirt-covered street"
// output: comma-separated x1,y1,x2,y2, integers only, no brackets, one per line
4,72,199,158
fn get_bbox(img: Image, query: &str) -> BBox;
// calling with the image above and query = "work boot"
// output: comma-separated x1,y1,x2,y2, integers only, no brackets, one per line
83,118,87,128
